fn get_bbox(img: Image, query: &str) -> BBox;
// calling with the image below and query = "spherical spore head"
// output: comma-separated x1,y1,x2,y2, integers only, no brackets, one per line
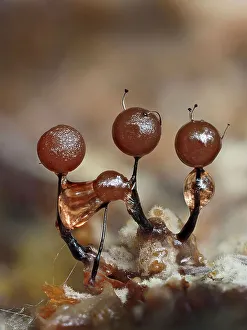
175,120,222,167
37,124,86,174
93,170,130,203
112,107,161,157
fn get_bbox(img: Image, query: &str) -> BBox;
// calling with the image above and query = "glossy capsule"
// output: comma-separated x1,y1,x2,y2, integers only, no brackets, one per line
175,120,222,168
93,170,130,202
37,125,86,174
112,107,161,157
183,169,215,211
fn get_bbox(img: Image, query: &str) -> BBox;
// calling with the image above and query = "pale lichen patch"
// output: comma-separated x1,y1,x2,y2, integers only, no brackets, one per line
114,288,129,304
211,254,247,287
138,240,179,279
102,246,137,272
118,220,138,251
148,206,183,233
63,284,93,300
140,277,164,288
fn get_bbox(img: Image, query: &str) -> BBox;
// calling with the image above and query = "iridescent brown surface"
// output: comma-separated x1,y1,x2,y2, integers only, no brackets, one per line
37,125,86,174
184,169,215,211
112,107,161,157
93,171,131,203
175,120,222,167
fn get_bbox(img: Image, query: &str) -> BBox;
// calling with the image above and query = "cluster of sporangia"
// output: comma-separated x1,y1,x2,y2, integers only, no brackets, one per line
37,90,229,285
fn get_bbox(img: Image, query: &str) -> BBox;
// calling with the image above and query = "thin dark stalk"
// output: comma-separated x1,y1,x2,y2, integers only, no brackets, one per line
127,156,153,231
56,173,63,227
130,157,140,187
90,204,109,284
177,167,203,242
126,188,153,231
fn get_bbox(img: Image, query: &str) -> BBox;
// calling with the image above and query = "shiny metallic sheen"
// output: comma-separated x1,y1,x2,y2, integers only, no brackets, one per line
93,171,130,203
184,169,215,210
112,107,161,157
59,177,104,230
126,112,156,136
175,120,222,167
190,126,214,146
37,125,85,174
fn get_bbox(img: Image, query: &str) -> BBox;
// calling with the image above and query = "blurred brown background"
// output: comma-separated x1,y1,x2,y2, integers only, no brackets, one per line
1,0,247,308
